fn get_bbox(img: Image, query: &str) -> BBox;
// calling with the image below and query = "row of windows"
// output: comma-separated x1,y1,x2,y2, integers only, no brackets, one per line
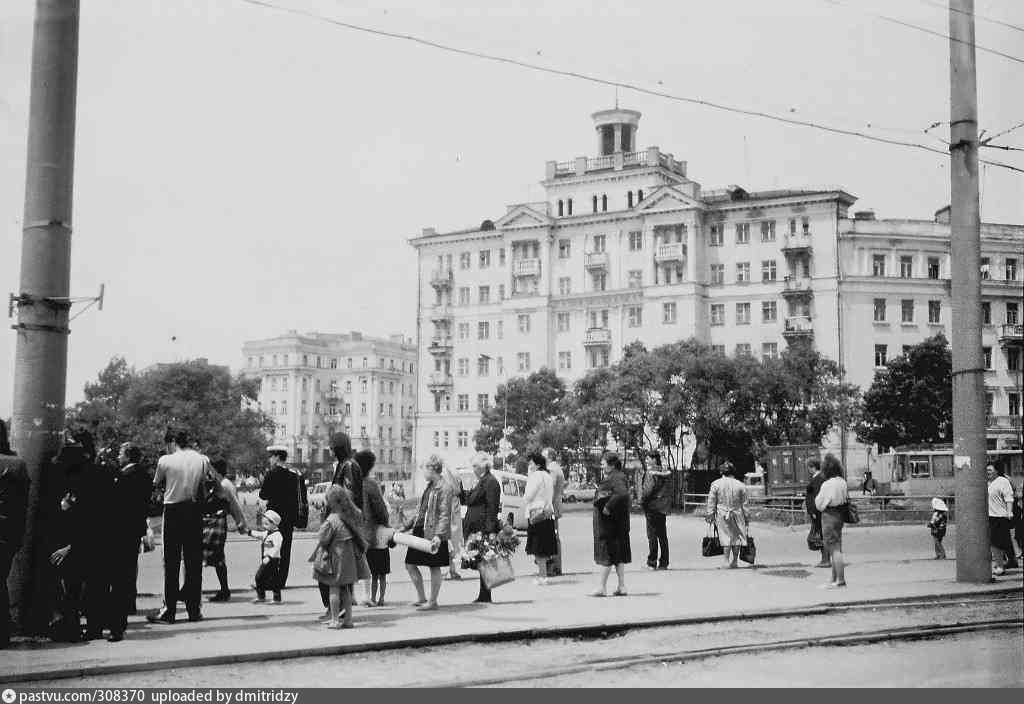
709,260,794,284
872,299,1019,326
555,192,648,218
708,218,810,246
705,343,780,361
294,448,405,466
250,354,413,373
709,301,781,326
433,430,472,449
869,254,1018,281
259,377,411,396
267,399,414,419
873,344,1021,374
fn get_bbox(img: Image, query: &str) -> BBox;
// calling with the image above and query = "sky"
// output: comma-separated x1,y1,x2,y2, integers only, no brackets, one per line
1,0,1022,415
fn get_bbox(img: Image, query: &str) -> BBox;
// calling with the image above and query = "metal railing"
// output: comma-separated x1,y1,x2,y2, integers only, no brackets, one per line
676,493,956,527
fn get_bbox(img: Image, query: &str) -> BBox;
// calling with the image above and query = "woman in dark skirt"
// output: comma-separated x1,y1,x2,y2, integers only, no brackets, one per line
524,452,557,585
403,455,453,611
355,450,391,606
591,452,631,597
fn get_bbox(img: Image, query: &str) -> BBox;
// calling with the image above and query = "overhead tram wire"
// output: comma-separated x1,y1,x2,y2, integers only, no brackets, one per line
821,0,1024,65
918,0,1024,35
983,119,1024,145
236,0,1024,175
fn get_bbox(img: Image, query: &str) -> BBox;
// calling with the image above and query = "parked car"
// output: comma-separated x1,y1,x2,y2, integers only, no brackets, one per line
562,482,597,503
308,481,330,512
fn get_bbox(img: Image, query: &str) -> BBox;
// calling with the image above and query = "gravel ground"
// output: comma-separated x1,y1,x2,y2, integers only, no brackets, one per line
25,597,1021,688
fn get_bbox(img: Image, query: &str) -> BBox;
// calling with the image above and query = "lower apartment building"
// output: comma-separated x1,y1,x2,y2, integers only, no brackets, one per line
409,107,1024,485
241,330,417,484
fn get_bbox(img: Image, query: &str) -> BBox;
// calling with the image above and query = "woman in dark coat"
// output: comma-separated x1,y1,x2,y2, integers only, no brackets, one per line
355,450,390,607
462,452,501,603
591,452,631,597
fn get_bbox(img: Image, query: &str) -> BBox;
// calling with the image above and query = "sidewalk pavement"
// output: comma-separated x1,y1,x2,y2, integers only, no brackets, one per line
3,519,1021,683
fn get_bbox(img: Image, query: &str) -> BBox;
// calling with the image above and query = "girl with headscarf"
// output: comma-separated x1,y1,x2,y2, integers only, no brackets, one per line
312,485,369,629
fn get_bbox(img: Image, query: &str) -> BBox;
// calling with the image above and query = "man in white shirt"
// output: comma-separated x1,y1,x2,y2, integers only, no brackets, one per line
543,448,565,576
149,429,211,624
987,464,1015,576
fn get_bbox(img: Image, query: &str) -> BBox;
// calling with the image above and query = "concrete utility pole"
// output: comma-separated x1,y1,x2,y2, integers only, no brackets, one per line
9,0,80,633
948,0,990,583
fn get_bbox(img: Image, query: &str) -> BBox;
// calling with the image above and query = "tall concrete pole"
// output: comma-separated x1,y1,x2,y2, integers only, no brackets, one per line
948,0,990,583
9,0,80,633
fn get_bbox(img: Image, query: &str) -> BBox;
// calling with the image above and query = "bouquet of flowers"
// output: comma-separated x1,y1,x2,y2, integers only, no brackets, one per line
460,525,521,570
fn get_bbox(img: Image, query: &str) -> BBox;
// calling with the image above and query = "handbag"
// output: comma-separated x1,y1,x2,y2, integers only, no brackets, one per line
294,473,309,529
701,523,724,557
739,535,756,565
841,502,860,524
528,506,554,526
478,554,515,590
311,545,333,577
806,523,823,551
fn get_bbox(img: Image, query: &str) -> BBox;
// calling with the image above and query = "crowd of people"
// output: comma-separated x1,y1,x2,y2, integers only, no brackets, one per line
2,413,1023,648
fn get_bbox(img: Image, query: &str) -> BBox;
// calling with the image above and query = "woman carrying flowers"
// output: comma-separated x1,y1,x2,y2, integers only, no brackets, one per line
461,452,502,603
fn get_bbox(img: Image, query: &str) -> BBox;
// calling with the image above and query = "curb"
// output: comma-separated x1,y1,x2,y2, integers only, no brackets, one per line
3,585,1019,684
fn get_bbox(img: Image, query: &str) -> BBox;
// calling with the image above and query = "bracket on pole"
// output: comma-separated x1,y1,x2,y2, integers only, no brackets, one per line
8,283,105,320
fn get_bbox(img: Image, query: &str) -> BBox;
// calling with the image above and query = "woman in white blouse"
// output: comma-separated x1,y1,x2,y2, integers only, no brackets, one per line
814,454,849,588
523,452,557,585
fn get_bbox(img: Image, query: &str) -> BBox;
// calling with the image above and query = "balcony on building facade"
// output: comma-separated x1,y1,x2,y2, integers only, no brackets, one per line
429,304,453,324
583,327,612,347
998,323,1024,346
986,414,1023,431
322,389,341,404
781,235,813,257
548,147,687,180
654,242,687,264
584,252,609,270
322,411,345,426
428,336,453,356
430,268,453,291
781,276,814,298
512,259,541,278
427,372,453,392
782,315,814,339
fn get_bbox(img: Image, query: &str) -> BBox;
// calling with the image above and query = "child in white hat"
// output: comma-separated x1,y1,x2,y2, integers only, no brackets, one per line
927,498,949,560
249,509,284,602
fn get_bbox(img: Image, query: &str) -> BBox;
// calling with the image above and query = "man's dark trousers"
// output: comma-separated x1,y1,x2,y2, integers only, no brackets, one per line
0,547,13,645
645,511,669,568
109,536,141,634
278,523,294,589
162,502,202,617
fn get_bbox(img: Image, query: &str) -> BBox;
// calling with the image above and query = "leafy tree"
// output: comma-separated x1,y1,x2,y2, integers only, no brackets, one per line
474,368,566,456
67,358,274,475
856,333,952,451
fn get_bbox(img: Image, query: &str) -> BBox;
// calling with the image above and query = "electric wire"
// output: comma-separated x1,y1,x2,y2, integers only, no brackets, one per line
822,0,1024,65
236,0,1024,175
918,0,1024,35
983,119,1024,144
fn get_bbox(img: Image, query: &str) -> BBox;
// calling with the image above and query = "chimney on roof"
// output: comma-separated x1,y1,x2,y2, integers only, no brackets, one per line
934,205,951,224
351,331,363,340
854,210,876,221
422,227,436,237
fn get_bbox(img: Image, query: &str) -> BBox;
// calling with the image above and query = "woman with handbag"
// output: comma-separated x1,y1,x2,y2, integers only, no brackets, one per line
813,453,849,589
462,452,502,603
706,462,750,569
524,452,557,586
403,455,453,611
312,485,369,629
591,452,631,597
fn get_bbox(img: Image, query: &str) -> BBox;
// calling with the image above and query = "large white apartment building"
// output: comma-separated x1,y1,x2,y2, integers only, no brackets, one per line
410,108,1024,474
242,330,417,484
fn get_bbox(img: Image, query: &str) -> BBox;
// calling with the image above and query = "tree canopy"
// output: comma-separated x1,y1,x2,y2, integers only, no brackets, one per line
473,368,566,459
856,333,952,452
67,357,274,475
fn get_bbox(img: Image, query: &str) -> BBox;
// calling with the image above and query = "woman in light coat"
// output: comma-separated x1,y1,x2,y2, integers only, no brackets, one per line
524,452,557,585
706,461,749,569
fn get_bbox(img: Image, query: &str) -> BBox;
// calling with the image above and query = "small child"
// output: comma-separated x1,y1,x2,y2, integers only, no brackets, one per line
249,509,284,603
928,498,948,560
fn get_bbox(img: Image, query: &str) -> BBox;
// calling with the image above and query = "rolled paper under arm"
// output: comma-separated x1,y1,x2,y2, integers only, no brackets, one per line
376,526,439,554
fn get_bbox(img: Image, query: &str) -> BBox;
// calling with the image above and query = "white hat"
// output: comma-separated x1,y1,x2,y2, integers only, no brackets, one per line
931,498,948,512
263,509,282,527
266,445,288,454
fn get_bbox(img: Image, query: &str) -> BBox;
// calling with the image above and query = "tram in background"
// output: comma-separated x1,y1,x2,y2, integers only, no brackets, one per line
872,445,1024,496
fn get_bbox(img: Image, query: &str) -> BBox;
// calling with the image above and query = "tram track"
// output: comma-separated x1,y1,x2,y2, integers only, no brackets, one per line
411,594,1022,688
